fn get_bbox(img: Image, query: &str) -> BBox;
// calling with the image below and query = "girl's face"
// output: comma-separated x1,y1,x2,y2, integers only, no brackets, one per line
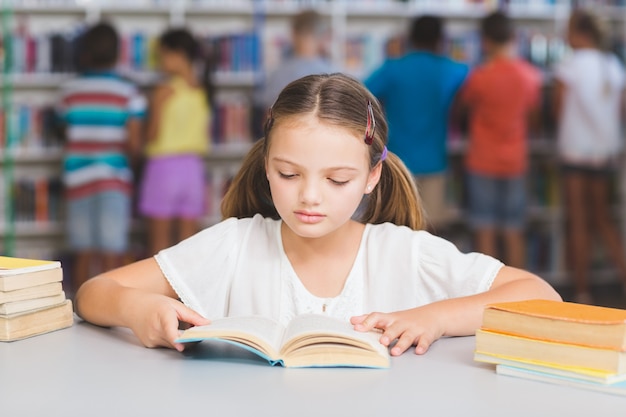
265,114,381,239
158,46,185,75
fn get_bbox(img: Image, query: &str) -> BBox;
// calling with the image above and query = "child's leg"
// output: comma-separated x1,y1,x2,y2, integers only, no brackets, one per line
475,228,498,259
467,172,498,258
588,174,626,286
148,218,173,255
177,218,199,243
138,156,180,254
66,195,97,294
501,176,527,269
563,170,592,301
414,174,448,233
96,190,131,273
73,251,94,293
175,155,206,243
502,230,525,269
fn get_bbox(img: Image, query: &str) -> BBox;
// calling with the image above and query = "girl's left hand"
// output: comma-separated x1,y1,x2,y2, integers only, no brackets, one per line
350,306,445,356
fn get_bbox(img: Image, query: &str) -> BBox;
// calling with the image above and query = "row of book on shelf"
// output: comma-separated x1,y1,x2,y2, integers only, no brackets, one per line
6,17,620,79
0,256,73,342
0,98,251,151
475,299,626,396
6,0,623,10
4,24,263,75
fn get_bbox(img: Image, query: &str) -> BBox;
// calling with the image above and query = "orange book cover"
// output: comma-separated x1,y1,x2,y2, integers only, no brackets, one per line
487,300,626,325
481,299,626,351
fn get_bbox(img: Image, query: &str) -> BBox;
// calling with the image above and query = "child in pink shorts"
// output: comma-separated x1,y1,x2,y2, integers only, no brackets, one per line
138,28,212,255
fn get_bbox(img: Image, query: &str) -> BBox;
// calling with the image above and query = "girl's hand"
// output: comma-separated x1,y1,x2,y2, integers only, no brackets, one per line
350,306,445,356
128,293,210,352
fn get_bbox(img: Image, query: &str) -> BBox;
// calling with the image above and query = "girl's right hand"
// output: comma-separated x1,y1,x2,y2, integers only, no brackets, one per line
128,293,210,351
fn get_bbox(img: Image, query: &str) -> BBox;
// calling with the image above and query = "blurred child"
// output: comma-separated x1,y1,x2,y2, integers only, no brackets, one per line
554,9,626,304
365,15,468,230
57,22,146,294
253,9,335,137
138,28,212,256
458,11,542,268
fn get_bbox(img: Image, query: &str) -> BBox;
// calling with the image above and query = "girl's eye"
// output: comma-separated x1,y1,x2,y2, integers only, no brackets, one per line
279,172,296,179
329,179,349,186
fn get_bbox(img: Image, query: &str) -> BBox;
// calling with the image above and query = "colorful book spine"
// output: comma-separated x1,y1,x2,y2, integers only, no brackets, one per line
3,177,63,226
212,97,253,146
5,23,261,76
0,103,64,151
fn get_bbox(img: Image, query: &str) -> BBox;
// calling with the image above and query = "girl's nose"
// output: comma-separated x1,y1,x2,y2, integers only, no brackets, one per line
299,179,322,206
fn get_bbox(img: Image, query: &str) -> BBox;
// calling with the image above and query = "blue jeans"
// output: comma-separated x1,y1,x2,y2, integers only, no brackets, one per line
66,190,130,253
466,173,526,230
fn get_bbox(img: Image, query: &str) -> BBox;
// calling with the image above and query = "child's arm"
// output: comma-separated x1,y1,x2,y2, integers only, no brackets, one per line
126,117,143,158
75,258,210,351
146,84,174,143
552,79,565,123
351,266,561,356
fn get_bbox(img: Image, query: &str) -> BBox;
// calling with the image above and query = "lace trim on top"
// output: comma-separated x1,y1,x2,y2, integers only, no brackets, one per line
278,224,368,326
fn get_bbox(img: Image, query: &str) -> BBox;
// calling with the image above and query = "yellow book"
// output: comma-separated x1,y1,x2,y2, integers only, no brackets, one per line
475,329,626,374
481,299,626,351
0,256,62,292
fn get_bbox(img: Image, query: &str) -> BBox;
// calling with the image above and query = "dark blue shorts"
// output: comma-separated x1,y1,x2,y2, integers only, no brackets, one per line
466,172,526,230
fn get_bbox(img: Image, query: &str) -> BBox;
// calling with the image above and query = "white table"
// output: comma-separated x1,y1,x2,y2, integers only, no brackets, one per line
1,318,624,417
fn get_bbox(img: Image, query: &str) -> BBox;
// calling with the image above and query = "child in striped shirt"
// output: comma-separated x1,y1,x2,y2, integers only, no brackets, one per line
57,22,146,294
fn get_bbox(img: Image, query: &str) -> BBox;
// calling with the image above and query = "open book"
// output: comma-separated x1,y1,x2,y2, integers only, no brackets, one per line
175,314,390,368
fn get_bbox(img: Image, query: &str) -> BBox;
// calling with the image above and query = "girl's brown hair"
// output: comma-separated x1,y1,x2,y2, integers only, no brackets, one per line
221,73,425,230
569,9,607,49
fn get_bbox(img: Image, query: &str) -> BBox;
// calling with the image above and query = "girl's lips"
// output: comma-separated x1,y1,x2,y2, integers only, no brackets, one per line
294,211,325,224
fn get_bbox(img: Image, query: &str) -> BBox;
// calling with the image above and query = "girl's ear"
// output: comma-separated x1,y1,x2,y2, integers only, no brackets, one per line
364,162,383,194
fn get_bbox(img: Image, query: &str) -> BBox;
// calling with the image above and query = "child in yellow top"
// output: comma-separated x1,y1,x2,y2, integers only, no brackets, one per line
138,28,212,256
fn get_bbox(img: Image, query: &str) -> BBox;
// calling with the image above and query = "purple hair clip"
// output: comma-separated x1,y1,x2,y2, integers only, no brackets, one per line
380,146,388,162
364,100,376,145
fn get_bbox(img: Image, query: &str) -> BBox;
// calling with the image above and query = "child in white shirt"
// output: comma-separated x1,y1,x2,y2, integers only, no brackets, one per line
554,9,626,304
75,73,560,357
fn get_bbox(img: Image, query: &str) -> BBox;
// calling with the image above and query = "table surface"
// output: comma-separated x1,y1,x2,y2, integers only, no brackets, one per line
1,317,625,417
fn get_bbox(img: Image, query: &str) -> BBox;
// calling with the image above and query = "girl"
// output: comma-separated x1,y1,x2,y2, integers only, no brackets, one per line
554,10,626,304
138,28,212,256
76,73,560,356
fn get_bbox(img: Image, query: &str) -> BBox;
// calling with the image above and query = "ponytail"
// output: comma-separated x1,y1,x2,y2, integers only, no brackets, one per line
358,152,425,231
220,139,278,220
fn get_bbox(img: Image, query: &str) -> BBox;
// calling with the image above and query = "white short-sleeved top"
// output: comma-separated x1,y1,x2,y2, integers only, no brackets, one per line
555,49,625,164
156,215,503,326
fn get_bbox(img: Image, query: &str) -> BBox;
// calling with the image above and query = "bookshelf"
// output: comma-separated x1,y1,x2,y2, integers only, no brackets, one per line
2,0,626,288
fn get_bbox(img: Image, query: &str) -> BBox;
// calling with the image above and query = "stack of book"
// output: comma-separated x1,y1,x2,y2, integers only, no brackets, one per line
0,256,73,342
474,299,626,396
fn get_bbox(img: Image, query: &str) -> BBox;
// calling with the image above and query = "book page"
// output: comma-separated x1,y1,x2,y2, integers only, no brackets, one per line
282,314,388,358
177,316,286,359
